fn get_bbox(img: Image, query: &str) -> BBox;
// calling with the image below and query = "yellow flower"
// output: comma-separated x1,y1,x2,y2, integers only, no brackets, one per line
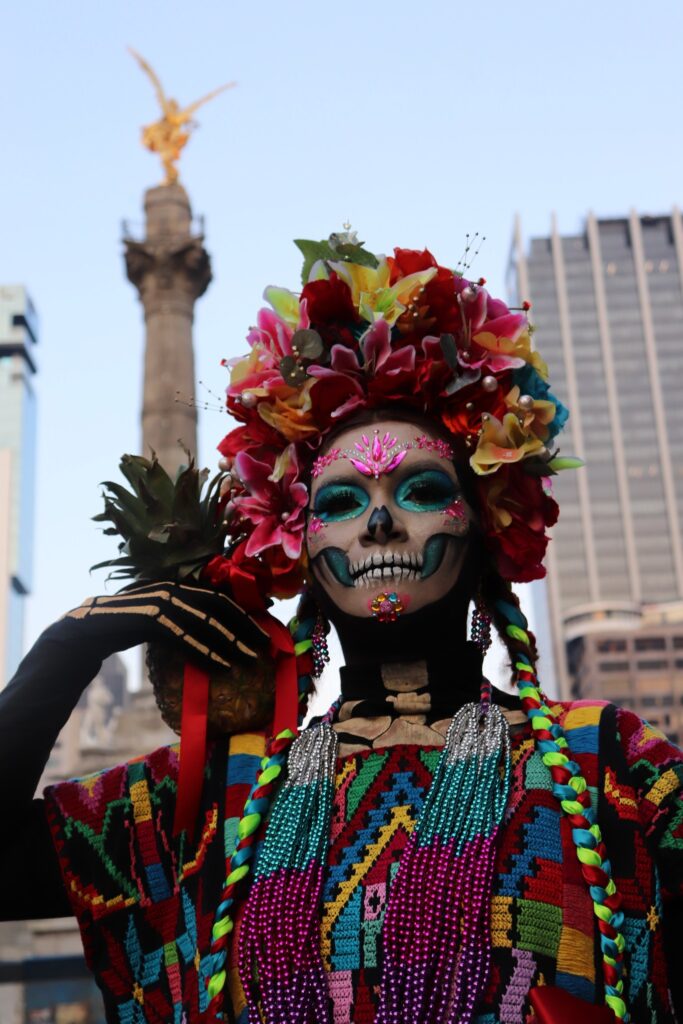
470,412,545,476
330,257,437,326
473,330,548,379
504,385,556,441
229,347,272,395
264,286,301,329
257,379,318,442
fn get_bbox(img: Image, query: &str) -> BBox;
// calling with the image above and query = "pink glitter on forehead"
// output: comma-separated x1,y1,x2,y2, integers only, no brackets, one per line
311,432,454,479
413,436,454,459
349,432,408,479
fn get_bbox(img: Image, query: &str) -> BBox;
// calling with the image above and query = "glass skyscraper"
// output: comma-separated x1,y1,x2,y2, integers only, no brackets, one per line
0,285,38,681
510,211,683,739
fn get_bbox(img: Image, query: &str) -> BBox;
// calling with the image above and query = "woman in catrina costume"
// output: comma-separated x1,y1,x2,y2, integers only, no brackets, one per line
0,234,681,1024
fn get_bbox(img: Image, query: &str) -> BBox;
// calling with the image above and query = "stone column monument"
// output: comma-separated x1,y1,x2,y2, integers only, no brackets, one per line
123,48,233,474
124,185,211,473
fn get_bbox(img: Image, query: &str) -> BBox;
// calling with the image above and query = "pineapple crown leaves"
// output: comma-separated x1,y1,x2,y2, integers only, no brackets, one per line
91,451,230,583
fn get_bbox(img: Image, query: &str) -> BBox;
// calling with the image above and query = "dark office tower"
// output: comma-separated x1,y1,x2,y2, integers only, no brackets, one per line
510,210,683,742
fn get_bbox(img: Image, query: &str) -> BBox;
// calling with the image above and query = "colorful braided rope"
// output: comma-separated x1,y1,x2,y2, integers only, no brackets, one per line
204,610,316,1021
204,727,295,1021
498,601,630,1023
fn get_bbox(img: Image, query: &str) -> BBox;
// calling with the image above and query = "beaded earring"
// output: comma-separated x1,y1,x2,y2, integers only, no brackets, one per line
312,610,330,677
470,591,492,654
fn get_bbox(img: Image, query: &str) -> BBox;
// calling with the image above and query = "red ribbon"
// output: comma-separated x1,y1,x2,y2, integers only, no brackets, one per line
253,612,299,738
172,611,298,838
173,662,211,837
528,988,615,1024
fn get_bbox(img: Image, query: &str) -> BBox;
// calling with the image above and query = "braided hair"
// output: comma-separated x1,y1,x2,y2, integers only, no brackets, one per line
479,561,630,1022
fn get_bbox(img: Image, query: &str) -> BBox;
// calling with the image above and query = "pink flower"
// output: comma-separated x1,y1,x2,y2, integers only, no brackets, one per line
361,318,415,378
233,445,308,560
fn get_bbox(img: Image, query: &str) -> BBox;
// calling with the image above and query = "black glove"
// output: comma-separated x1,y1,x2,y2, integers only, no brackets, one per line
0,581,269,814
61,580,269,668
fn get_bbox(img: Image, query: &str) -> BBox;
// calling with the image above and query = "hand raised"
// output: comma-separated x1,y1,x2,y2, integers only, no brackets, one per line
63,580,270,669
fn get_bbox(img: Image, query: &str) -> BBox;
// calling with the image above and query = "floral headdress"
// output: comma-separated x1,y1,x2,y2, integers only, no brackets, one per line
209,233,577,609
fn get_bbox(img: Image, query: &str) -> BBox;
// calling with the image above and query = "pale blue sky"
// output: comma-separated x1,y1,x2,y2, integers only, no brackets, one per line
1,0,682,684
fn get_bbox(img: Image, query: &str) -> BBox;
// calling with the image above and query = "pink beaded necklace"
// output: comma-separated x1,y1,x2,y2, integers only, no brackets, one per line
238,700,511,1023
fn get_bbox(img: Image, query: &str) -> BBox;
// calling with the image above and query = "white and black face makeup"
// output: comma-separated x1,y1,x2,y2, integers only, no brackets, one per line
306,419,472,622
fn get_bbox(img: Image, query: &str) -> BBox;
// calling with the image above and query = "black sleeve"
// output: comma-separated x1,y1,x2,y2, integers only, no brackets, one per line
0,620,104,919
0,800,72,919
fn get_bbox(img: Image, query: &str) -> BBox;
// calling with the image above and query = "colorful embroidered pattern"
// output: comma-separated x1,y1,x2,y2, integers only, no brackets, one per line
45,734,266,1024
44,701,682,1023
230,703,680,1023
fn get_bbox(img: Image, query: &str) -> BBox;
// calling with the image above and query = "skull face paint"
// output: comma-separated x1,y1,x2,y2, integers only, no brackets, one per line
307,419,472,620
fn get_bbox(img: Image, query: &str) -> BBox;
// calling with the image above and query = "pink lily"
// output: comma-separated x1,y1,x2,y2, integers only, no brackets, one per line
234,445,308,560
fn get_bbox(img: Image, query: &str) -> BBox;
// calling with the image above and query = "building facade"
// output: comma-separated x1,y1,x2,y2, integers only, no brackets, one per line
510,210,683,742
0,286,38,683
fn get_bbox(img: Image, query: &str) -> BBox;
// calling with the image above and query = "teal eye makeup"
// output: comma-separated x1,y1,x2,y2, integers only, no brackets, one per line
395,470,459,512
313,482,370,522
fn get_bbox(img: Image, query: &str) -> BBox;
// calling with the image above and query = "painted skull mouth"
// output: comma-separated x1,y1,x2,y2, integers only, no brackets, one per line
350,550,424,588
318,535,451,589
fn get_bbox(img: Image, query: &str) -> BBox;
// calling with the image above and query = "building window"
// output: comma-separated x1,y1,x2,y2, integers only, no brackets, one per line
641,696,658,707
597,639,627,653
635,637,666,651
637,659,668,671
599,661,630,672
673,637,683,649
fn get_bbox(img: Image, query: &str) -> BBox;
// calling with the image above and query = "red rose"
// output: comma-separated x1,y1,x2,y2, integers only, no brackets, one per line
218,422,282,461
389,249,462,339
301,273,359,327
476,470,559,582
201,542,272,611
262,545,306,600
389,248,438,280
440,375,511,438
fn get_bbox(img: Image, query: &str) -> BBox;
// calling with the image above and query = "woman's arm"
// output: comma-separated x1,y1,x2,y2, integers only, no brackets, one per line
0,582,268,920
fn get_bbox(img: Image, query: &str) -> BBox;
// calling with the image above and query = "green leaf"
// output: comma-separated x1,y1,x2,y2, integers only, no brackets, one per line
445,368,480,395
96,482,149,525
291,328,323,359
293,239,337,284
440,333,458,369
331,242,379,268
547,456,584,472
294,237,380,284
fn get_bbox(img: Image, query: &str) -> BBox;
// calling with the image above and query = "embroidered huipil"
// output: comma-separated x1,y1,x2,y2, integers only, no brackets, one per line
45,661,683,1023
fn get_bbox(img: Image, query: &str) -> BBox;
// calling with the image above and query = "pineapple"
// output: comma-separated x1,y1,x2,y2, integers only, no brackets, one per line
92,452,274,735
92,452,230,584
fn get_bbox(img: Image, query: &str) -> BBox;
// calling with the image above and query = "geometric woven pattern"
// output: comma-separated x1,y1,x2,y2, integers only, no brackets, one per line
45,734,266,1024
45,703,682,1023
313,703,682,1023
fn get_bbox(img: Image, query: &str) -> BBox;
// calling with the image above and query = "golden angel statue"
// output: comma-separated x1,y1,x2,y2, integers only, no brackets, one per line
129,48,235,185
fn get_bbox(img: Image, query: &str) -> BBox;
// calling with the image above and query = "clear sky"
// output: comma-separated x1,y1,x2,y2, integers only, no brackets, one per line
1,0,682,688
